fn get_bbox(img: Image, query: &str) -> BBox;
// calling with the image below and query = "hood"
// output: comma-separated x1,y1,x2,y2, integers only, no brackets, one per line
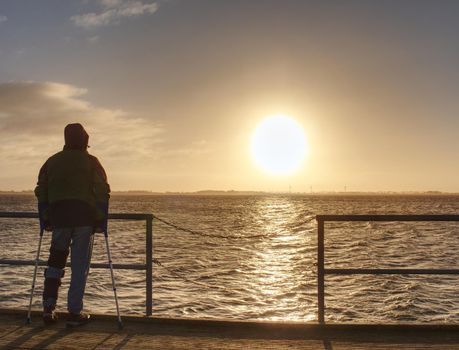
64,123,89,150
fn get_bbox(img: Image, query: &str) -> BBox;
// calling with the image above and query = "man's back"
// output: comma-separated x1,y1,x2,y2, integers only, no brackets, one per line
35,124,110,229
46,150,95,203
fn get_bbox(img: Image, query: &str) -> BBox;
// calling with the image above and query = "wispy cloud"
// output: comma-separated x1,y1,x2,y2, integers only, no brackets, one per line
0,81,214,189
0,15,7,24
0,81,164,166
87,35,100,44
71,0,158,29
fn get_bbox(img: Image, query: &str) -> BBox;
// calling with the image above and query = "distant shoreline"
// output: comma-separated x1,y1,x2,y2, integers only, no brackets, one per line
1,190,458,196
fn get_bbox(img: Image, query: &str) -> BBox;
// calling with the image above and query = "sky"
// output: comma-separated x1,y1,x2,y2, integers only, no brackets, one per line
0,0,458,192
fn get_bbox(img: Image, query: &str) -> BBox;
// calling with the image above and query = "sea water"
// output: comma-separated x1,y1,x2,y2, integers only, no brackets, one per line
0,193,458,323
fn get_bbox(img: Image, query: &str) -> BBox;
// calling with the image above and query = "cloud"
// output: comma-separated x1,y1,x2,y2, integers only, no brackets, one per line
0,15,7,24
100,0,124,8
0,81,215,190
0,81,164,166
87,35,100,44
71,1,158,28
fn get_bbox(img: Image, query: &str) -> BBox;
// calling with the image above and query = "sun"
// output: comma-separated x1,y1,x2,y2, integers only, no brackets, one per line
251,115,308,175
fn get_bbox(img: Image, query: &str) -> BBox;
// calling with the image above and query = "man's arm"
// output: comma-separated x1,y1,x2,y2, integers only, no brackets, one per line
90,155,111,232
34,161,51,231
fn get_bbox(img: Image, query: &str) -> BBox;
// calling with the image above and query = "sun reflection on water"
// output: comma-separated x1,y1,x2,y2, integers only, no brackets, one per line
245,197,316,321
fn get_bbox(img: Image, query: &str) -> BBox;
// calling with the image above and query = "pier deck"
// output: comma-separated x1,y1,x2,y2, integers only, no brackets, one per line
1,309,459,349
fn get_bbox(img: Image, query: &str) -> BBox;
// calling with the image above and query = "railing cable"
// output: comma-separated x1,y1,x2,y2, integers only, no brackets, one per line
151,214,313,289
152,214,313,240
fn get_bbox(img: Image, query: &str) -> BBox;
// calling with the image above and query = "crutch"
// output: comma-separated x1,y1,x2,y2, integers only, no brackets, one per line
26,228,44,324
84,233,95,284
103,229,123,329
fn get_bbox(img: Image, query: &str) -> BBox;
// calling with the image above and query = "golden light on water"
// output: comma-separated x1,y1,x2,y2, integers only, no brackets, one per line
251,115,309,176
246,198,316,322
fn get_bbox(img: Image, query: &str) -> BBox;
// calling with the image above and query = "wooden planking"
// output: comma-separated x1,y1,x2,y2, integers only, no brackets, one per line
1,310,459,350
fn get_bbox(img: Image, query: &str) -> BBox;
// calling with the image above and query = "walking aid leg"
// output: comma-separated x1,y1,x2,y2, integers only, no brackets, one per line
104,230,123,329
26,228,44,324
85,233,95,280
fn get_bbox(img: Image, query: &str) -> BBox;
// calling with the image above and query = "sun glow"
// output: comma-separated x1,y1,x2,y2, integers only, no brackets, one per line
251,115,308,175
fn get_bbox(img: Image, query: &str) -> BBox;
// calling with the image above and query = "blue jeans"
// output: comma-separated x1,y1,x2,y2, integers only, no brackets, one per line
43,226,93,314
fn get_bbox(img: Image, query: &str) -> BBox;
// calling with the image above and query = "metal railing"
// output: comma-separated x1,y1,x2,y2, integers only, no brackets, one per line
3,212,459,322
316,214,459,323
0,212,154,316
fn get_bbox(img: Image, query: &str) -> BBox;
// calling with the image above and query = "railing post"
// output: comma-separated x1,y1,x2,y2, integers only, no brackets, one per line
146,215,153,316
317,218,325,323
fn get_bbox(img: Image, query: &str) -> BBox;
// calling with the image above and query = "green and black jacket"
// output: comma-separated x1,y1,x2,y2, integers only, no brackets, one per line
35,149,110,229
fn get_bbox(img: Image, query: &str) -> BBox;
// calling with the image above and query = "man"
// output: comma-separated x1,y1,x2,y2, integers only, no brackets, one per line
34,123,110,326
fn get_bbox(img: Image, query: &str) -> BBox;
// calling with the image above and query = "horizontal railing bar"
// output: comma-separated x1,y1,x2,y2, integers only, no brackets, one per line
325,268,459,275
0,259,146,270
0,212,153,220
316,214,459,222
109,213,153,220
0,212,37,218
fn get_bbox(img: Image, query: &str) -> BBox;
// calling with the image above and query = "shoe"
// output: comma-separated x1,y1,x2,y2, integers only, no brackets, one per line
43,307,58,325
66,312,91,327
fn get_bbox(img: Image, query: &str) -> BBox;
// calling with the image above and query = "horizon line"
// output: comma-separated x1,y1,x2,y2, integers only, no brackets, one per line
1,189,458,195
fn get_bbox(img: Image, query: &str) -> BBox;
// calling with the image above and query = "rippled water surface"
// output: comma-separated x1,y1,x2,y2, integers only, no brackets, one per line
0,193,458,323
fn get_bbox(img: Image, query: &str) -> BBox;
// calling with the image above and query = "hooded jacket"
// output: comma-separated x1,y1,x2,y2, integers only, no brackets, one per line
34,124,110,229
